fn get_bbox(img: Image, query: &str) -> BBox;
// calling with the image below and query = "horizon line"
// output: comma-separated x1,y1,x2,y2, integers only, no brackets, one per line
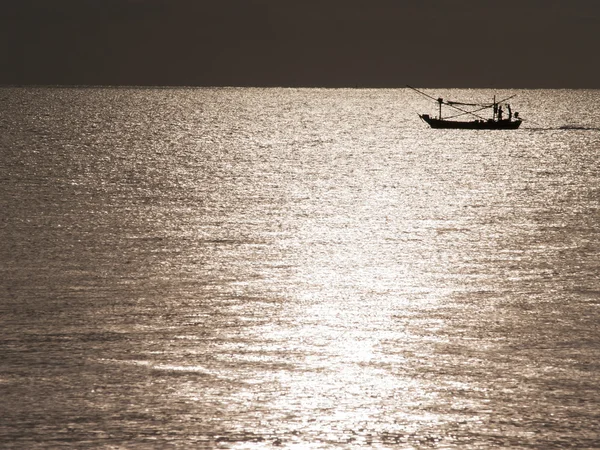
1,83,597,90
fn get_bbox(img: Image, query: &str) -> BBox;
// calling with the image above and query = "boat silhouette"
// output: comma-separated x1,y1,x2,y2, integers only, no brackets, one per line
409,86,523,130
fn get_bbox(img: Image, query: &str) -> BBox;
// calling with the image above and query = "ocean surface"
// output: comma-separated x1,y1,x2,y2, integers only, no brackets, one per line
1,87,599,449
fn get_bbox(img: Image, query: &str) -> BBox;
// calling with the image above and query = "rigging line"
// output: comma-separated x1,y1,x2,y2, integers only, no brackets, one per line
447,95,516,108
407,85,487,120
406,85,440,102
406,84,517,120
407,86,518,121
495,94,517,104
444,111,480,120
447,101,492,107
446,95,518,114
440,101,487,120
408,85,516,107
445,102,499,119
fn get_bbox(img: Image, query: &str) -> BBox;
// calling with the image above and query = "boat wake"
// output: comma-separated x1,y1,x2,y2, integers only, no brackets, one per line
527,125,600,132
558,125,600,131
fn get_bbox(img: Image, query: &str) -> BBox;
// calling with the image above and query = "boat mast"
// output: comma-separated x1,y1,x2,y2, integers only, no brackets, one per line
438,97,443,119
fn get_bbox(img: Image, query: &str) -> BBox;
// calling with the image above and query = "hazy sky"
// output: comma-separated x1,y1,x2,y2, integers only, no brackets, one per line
2,0,600,87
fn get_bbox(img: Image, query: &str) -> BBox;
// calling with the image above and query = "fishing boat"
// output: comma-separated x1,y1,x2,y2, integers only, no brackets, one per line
409,86,523,130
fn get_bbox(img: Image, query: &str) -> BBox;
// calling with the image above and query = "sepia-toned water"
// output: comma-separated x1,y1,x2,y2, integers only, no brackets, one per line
1,87,599,449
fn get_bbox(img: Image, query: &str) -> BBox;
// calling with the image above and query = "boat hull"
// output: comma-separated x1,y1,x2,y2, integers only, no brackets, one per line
420,115,522,130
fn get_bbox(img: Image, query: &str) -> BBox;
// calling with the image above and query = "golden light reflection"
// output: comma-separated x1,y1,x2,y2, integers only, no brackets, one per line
3,86,598,448
104,88,598,448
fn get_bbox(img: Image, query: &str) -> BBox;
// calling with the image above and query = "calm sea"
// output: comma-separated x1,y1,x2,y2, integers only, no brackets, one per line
1,87,599,449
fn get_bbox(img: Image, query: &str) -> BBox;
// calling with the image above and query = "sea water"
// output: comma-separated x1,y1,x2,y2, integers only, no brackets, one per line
1,87,599,448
